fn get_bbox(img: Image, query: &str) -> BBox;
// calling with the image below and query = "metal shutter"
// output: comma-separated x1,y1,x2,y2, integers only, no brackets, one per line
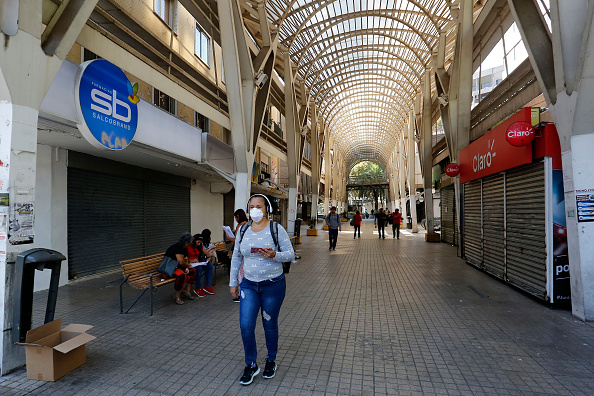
464,180,483,268
505,162,546,298
68,168,145,277
440,185,457,245
68,169,190,278
482,174,505,278
144,182,191,254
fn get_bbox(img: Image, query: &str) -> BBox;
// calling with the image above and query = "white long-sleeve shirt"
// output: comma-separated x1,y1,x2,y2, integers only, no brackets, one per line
229,222,295,287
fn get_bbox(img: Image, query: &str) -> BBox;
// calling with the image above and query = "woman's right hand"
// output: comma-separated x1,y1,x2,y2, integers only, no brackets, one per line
230,286,239,298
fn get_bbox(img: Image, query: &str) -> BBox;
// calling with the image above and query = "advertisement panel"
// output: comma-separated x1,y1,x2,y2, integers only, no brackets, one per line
552,169,570,302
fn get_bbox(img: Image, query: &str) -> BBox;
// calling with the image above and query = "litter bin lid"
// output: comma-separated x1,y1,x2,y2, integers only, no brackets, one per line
17,248,66,264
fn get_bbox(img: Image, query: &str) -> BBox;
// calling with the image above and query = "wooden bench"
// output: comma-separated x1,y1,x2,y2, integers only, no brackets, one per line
213,242,231,283
119,252,172,316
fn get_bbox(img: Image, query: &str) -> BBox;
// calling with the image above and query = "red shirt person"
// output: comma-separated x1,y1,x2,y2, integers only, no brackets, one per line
392,209,402,239
353,210,363,239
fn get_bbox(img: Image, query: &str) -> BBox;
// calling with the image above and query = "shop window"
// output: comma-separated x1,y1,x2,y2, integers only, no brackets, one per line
195,112,210,133
154,0,177,31
195,22,211,66
82,48,101,62
153,88,176,115
223,128,232,145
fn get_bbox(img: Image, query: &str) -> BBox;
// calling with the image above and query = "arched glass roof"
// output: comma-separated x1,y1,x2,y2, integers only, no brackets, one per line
245,0,458,170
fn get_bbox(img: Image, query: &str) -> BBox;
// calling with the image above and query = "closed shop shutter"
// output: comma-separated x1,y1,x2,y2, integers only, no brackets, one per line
482,174,505,278
505,161,546,298
464,180,482,268
144,182,191,254
68,168,190,278
440,185,457,245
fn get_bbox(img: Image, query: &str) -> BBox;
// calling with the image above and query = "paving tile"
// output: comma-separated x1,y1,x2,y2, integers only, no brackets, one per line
1,221,593,395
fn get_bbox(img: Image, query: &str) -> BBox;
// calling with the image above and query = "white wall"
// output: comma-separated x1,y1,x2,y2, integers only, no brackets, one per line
190,179,225,241
33,145,68,291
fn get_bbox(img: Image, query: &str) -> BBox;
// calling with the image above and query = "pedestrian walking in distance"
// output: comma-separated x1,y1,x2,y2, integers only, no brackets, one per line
325,206,342,250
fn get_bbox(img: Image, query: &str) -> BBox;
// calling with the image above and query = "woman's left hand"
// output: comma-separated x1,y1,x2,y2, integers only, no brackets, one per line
260,248,276,259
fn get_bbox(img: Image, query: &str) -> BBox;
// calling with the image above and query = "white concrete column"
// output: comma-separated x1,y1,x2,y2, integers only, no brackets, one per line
0,0,97,374
284,52,299,236
323,135,331,218
398,137,407,216
218,0,256,212
423,69,435,234
407,110,418,233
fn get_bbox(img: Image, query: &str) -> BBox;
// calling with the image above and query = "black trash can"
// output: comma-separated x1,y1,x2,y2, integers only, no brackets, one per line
294,218,302,238
13,248,66,343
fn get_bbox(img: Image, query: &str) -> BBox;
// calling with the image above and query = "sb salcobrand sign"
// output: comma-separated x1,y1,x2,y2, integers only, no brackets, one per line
459,117,533,184
75,60,139,150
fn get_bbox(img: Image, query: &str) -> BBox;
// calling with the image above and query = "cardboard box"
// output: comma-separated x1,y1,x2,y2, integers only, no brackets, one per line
16,318,95,381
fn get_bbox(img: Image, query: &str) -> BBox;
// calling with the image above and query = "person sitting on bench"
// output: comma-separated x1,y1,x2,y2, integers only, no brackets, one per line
163,233,196,305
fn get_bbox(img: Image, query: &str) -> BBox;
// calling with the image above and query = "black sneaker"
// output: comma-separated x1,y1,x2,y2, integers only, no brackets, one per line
262,359,277,379
239,364,259,385
232,297,240,303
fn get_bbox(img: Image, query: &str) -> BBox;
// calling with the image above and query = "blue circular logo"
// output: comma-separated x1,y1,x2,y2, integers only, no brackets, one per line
76,60,138,150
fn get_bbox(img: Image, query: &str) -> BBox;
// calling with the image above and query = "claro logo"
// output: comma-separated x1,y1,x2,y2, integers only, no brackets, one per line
75,60,139,151
473,139,496,172
506,121,535,147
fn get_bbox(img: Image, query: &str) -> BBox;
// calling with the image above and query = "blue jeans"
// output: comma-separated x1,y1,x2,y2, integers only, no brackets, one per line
195,261,213,288
239,274,286,365
329,228,338,248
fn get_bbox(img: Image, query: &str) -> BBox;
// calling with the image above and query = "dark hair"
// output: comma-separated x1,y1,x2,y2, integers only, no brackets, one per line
234,208,248,223
179,233,192,245
356,210,360,214
201,229,211,246
191,233,203,248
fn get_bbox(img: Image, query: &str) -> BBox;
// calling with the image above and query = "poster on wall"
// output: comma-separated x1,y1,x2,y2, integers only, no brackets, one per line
9,201,34,245
0,219,7,262
0,112,10,205
552,170,570,303
576,189,594,222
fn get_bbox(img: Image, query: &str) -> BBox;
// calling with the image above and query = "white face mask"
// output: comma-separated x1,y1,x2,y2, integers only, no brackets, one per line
249,207,264,222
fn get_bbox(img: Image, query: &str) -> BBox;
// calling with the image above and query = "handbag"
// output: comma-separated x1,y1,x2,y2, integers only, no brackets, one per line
158,256,178,277
349,219,355,226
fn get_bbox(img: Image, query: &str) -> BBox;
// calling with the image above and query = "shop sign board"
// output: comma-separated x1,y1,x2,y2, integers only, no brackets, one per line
459,122,532,184
74,60,139,150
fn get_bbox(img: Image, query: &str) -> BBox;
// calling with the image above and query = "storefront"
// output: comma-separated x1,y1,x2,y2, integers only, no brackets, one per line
459,108,570,304
34,58,230,285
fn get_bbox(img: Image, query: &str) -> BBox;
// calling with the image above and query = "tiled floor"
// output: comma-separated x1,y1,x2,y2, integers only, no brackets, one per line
1,220,594,395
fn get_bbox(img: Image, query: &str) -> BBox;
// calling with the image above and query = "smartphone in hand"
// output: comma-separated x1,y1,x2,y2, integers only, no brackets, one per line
251,247,264,254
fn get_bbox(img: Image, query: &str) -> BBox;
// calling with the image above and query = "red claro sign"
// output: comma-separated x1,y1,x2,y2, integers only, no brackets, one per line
506,121,535,147
445,163,460,177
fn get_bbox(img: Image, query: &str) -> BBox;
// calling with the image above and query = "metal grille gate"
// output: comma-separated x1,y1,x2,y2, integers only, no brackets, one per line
506,162,546,298
462,161,546,299
68,168,190,278
464,180,483,268
440,185,458,245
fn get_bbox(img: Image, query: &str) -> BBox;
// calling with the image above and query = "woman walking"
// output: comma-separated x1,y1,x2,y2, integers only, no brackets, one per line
229,194,295,385
353,210,363,238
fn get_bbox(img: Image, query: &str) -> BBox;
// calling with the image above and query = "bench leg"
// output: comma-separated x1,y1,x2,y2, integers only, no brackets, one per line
150,276,154,316
124,288,149,314
120,283,124,314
